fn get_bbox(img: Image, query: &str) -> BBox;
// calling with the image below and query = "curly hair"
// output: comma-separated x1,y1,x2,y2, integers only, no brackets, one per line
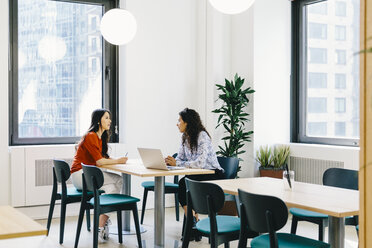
179,108,210,153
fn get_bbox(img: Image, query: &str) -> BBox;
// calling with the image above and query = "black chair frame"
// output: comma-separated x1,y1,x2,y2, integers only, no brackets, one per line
141,175,179,224
238,190,288,248
46,160,91,244
290,167,359,241
182,179,241,248
74,165,142,248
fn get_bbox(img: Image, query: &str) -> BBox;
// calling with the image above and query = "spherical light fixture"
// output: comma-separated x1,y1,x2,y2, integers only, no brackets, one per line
100,9,137,46
208,0,255,15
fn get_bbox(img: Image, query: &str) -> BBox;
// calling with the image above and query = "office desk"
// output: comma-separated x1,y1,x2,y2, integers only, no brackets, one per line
211,177,359,248
0,206,47,239
101,159,214,248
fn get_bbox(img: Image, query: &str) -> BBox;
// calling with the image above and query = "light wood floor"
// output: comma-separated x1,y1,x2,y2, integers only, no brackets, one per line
0,207,359,248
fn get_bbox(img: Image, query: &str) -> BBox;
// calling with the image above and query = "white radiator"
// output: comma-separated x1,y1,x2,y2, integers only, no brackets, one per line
290,156,344,185
35,159,73,187
10,143,176,212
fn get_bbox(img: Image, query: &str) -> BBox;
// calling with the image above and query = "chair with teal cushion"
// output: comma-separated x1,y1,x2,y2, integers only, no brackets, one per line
182,178,256,248
238,189,330,248
47,159,101,244
140,153,179,224
290,167,358,241
74,164,142,248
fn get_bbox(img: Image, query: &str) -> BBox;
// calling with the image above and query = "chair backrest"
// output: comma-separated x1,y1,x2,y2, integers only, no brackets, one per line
82,164,104,192
217,156,239,179
53,159,71,183
238,189,288,234
185,178,225,214
323,168,358,190
172,153,179,184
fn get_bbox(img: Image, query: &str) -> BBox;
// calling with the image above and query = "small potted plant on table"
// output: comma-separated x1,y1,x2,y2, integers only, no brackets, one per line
257,145,290,179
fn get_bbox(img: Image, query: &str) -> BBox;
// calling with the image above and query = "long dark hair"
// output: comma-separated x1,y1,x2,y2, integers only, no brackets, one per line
80,109,111,158
179,108,210,153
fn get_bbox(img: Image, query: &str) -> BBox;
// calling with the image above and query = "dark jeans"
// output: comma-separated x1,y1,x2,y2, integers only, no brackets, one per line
178,169,224,207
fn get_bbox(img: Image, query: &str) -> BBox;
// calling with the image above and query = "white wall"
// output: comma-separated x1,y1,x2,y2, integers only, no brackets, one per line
230,5,255,178
253,0,292,175
121,0,203,157
0,0,9,205
290,143,359,170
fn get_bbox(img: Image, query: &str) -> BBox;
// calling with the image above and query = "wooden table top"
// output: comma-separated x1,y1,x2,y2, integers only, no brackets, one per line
100,159,215,177
0,206,47,239
211,177,359,218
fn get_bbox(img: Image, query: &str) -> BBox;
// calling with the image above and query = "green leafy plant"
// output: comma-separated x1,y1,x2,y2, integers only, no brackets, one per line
256,145,273,168
212,73,255,174
272,145,290,169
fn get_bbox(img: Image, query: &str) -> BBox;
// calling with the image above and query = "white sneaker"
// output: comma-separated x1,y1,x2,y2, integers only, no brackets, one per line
98,227,107,243
103,218,111,240
98,218,111,242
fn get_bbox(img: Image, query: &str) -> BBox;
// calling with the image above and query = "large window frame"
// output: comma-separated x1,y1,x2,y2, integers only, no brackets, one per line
9,0,119,145
291,0,360,147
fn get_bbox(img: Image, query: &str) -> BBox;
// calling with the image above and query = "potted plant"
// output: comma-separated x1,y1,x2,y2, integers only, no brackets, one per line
212,73,255,175
256,145,273,167
258,145,290,179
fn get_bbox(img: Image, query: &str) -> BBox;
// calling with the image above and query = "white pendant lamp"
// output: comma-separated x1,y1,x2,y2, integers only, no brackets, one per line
208,0,255,15
100,8,137,45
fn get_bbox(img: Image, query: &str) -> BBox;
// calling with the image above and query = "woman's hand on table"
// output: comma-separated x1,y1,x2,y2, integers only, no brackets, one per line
165,156,176,166
117,157,128,164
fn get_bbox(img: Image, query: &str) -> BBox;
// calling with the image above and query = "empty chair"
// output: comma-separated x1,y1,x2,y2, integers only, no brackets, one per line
74,164,142,248
47,159,94,244
238,189,330,248
182,178,249,248
290,167,358,241
140,153,179,224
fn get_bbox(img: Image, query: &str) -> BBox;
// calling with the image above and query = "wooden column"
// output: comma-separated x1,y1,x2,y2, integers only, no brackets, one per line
360,0,372,247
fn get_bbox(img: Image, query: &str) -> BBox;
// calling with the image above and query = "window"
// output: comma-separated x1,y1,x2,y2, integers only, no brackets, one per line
335,25,346,41
335,74,346,89
91,16,97,30
308,98,327,113
92,37,97,52
335,98,346,113
308,2,327,15
308,72,327,88
10,0,118,145
308,23,327,39
309,48,327,64
308,122,327,136
335,122,346,136
91,58,97,73
335,49,346,65
335,1,347,17
292,0,360,146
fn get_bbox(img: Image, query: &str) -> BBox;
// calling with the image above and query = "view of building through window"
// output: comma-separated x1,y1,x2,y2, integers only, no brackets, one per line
18,0,103,138
306,0,360,139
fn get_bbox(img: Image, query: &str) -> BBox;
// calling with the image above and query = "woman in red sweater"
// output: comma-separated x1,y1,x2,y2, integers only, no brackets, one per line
70,109,127,241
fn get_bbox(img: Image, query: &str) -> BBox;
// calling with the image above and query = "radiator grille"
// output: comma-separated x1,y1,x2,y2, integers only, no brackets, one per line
290,156,344,185
35,159,73,186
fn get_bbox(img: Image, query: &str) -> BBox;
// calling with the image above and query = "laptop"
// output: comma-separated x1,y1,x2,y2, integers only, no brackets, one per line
137,148,186,170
